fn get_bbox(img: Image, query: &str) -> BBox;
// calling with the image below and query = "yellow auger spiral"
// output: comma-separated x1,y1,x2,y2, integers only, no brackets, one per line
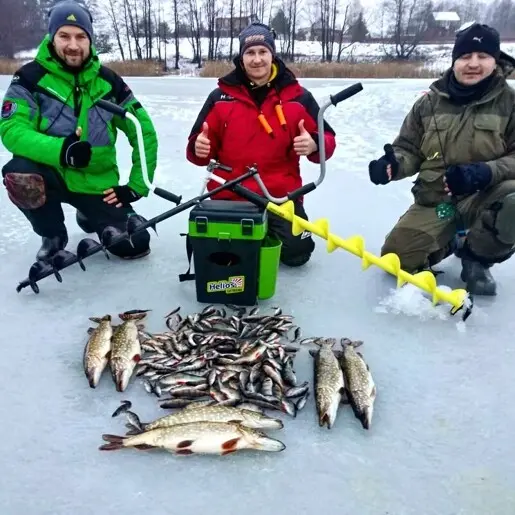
266,200,469,315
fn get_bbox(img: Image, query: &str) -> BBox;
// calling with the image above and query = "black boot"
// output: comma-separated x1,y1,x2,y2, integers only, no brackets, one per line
36,234,68,262
460,247,497,296
76,210,95,234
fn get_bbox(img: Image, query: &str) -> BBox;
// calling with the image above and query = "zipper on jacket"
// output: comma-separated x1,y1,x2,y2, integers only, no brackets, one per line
73,76,82,118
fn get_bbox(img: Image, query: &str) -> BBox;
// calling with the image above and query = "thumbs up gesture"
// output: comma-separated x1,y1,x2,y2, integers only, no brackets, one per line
293,119,317,156
195,121,211,159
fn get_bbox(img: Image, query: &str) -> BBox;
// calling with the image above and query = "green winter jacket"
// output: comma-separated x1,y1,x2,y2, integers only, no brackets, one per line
391,54,515,207
0,35,158,197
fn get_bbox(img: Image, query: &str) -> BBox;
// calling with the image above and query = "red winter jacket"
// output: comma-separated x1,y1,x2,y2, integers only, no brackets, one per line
186,58,336,201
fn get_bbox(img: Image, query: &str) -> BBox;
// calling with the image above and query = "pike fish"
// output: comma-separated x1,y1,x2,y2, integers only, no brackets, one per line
339,338,376,430
310,338,345,429
113,401,284,433
83,315,113,388
99,421,286,455
110,310,150,392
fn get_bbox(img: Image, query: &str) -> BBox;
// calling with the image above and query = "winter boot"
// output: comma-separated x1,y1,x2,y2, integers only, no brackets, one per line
36,234,69,262
76,210,95,234
460,244,496,296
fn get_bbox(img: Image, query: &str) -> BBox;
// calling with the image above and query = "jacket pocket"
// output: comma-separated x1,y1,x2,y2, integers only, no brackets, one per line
420,117,452,160
473,115,506,158
411,169,446,207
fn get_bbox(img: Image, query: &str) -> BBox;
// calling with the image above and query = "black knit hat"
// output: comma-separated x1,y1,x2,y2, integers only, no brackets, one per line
48,0,94,42
452,23,500,63
239,22,276,57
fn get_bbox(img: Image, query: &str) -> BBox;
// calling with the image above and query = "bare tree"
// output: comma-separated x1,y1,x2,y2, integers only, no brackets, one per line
105,0,126,60
380,0,433,60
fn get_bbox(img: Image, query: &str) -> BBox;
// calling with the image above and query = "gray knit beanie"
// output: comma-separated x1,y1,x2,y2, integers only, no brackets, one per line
239,22,276,56
48,0,94,42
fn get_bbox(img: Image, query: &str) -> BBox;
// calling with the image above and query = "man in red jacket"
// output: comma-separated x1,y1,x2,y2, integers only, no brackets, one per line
186,22,336,267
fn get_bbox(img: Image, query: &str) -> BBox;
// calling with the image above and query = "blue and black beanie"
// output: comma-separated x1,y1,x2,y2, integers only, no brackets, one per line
48,0,94,42
239,22,276,57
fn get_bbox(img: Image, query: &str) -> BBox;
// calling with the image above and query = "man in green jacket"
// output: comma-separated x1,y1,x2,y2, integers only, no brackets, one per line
368,23,515,296
0,0,158,262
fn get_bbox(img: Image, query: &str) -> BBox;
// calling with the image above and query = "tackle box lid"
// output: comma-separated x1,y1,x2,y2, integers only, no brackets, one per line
189,200,266,224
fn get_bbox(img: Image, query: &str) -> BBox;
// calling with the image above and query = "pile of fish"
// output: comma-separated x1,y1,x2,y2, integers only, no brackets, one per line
98,400,286,456
83,304,310,418
310,337,377,430
136,304,309,418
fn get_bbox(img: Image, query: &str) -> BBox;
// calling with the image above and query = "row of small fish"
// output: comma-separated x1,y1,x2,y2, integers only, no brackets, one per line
99,400,286,455
83,309,148,392
311,337,376,430
134,304,310,418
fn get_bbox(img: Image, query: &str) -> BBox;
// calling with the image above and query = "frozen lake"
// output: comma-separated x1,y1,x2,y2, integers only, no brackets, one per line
1,73,514,515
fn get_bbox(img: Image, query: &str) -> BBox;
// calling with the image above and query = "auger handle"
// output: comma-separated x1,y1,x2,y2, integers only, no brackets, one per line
330,83,363,106
96,99,182,205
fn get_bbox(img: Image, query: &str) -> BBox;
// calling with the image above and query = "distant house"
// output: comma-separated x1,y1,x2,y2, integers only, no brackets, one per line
310,20,351,43
424,11,461,39
215,14,259,37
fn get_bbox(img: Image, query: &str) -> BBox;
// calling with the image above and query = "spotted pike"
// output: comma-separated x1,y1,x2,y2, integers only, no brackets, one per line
118,403,284,433
99,421,286,455
339,338,376,430
83,315,113,388
310,338,345,429
110,310,149,392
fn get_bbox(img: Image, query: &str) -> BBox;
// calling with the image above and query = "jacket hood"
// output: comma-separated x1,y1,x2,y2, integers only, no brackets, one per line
35,34,100,84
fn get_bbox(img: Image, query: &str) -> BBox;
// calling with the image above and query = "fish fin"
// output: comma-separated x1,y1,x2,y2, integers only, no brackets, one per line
118,310,151,321
176,448,194,455
106,350,111,360
228,419,242,424
177,440,194,449
221,437,240,451
88,317,102,323
125,429,142,436
111,400,132,417
86,327,96,335
99,433,125,450
134,444,155,450
99,442,123,451
308,349,317,357
221,448,238,456
333,350,343,360
136,323,146,330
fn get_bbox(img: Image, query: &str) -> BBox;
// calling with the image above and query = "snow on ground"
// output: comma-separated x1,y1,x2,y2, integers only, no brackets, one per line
1,75,515,514
14,37,515,75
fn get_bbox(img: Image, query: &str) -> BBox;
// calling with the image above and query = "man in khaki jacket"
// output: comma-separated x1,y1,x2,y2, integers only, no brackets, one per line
368,23,515,296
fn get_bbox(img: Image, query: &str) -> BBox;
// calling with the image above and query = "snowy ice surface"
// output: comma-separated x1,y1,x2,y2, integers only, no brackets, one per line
1,75,515,515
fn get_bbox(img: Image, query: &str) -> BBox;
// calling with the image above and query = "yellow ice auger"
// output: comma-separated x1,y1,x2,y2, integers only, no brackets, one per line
204,82,472,321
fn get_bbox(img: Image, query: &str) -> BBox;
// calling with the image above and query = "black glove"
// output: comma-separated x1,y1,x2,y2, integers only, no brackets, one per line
112,185,142,206
368,144,399,185
60,133,92,168
444,162,492,196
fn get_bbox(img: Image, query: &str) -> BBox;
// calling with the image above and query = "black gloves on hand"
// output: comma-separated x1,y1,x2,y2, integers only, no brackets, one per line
444,162,492,196
60,133,92,168
368,144,399,185
112,185,142,206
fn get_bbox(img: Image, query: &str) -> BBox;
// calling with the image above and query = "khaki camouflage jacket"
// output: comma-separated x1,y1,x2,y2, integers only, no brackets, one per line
391,53,515,207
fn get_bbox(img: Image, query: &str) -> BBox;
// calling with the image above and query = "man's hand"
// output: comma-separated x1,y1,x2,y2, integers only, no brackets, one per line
103,185,142,208
60,127,92,169
293,119,318,156
195,122,211,159
444,162,492,196
368,144,399,185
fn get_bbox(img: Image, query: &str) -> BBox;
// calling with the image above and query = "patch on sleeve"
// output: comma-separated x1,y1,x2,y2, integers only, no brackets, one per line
1,100,17,119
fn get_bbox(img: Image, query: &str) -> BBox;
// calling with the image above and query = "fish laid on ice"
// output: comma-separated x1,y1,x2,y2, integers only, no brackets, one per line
83,315,113,388
339,338,376,430
99,421,286,455
110,310,150,392
310,338,345,429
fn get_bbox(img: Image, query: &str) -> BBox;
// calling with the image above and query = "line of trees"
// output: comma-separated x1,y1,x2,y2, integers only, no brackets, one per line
1,0,514,64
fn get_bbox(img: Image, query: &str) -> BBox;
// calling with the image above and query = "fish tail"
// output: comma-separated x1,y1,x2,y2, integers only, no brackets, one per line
118,310,151,321
99,434,126,451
